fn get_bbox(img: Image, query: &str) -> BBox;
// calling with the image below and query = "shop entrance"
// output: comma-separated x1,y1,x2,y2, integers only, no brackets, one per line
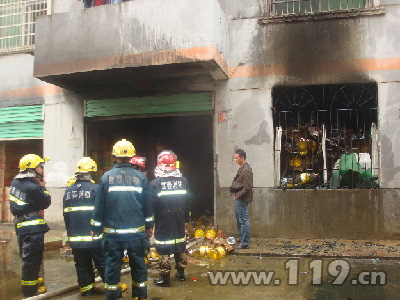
86,114,214,219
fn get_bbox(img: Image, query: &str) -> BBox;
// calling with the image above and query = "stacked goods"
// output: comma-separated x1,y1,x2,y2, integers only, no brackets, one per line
0,143,4,222
3,187,12,223
1,140,42,223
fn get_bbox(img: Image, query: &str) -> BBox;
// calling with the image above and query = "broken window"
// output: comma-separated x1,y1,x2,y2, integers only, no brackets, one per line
261,0,384,23
273,83,379,189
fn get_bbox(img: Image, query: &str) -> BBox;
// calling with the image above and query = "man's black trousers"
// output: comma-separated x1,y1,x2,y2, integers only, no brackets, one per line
72,247,106,294
19,232,44,297
103,239,148,300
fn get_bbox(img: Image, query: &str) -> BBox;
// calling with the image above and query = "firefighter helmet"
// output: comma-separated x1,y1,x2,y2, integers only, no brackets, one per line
157,150,177,171
66,175,77,187
76,157,97,173
19,154,50,172
112,139,136,157
130,156,146,169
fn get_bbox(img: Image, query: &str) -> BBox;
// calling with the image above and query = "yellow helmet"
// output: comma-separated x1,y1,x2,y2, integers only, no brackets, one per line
66,175,77,187
112,139,135,157
19,154,50,172
76,157,97,173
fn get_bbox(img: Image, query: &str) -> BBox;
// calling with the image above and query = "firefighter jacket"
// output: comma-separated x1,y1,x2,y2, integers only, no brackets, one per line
90,162,154,241
63,180,101,248
9,177,51,237
150,176,191,255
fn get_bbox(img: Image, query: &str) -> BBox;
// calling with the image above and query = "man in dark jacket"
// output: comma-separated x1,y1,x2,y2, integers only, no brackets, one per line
10,154,51,297
231,149,253,249
150,150,191,287
91,139,154,300
63,157,106,296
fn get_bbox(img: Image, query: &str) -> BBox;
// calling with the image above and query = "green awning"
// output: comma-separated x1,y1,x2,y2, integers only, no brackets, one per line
85,92,212,118
0,105,43,140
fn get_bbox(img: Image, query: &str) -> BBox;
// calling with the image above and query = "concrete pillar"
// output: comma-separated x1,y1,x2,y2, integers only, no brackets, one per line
43,94,84,226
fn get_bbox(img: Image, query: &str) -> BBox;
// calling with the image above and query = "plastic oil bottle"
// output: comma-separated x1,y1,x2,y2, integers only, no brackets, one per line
207,246,226,260
189,246,211,257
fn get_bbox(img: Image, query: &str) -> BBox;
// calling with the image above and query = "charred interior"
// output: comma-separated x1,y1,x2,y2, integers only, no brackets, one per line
85,114,214,219
273,83,378,189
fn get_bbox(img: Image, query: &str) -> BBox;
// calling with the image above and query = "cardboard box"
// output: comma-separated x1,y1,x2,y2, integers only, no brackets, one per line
0,169,4,188
3,187,10,202
0,142,4,156
3,201,12,223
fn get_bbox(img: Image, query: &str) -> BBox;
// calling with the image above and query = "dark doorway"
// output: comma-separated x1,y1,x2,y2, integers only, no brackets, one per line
86,114,214,218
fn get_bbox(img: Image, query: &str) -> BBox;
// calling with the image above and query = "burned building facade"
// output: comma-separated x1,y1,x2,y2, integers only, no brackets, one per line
0,0,399,239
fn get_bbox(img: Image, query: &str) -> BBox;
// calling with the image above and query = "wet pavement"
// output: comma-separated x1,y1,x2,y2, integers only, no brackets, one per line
1,225,400,300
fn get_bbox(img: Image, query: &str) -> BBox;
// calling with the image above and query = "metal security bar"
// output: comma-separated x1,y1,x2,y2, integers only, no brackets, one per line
273,84,379,189
0,0,48,53
262,0,384,22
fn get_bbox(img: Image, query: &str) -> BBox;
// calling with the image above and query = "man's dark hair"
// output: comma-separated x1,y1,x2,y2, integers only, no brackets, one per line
235,149,246,159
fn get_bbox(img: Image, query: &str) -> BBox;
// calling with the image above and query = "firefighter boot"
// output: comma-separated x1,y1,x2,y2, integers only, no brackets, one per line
154,268,171,287
154,273,170,287
175,268,185,281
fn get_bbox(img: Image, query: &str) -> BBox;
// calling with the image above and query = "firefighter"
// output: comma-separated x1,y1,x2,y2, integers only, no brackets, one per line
9,154,51,297
150,150,191,287
63,157,106,296
130,156,146,172
91,139,154,300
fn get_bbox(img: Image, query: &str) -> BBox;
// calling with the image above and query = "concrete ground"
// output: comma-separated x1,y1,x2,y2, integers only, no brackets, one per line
1,224,400,300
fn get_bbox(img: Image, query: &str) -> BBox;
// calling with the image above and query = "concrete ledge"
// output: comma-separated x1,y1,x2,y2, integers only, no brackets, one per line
216,188,400,239
233,238,400,259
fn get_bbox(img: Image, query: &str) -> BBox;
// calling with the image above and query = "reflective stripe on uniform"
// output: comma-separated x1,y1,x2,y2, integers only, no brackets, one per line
132,280,147,287
145,215,154,222
80,283,94,292
64,206,94,213
189,212,191,216
9,195,28,206
154,237,186,245
90,219,102,226
44,191,50,195
68,235,101,242
104,282,121,290
157,190,187,197
108,186,143,193
103,225,145,234
17,219,46,228
21,280,38,286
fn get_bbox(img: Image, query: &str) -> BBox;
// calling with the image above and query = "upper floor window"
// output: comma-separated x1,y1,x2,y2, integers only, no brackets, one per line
261,0,384,23
0,0,48,54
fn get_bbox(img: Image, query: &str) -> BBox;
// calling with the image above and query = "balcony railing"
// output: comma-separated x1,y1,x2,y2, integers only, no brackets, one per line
0,0,48,54
261,0,384,22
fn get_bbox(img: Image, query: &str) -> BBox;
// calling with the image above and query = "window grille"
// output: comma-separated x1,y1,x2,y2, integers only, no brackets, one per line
261,0,384,22
273,83,379,189
0,0,48,54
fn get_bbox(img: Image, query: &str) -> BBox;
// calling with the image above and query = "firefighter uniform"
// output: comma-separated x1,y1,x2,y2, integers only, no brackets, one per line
150,175,191,285
63,180,105,296
91,162,154,300
10,177,51,297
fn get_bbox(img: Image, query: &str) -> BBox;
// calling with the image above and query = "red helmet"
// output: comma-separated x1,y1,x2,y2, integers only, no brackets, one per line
157,150,177,171
129,156,146,169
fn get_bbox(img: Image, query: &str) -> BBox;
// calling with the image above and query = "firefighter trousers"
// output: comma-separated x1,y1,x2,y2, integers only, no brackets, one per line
72,247,106,294
103,238,149,300
19,232,44,297
159,251,187,274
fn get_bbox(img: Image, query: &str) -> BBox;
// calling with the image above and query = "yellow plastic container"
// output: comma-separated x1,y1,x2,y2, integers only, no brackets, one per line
207,246,226,260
